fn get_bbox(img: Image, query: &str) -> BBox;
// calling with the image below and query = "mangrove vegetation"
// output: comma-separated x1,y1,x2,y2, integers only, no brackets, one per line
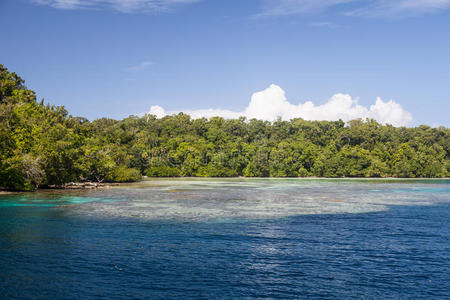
1,64,449,191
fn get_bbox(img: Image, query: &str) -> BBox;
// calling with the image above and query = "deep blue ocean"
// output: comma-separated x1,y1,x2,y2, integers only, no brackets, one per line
1,179,449,299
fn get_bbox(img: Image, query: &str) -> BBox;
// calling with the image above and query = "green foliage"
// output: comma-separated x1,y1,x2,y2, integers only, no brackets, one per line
107,166,141,182
0,64,449,190
0,154,44,191
146,166,180,177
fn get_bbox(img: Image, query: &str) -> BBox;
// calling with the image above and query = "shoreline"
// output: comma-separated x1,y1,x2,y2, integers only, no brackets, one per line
45,182,122,190
1,177,448,194
0,182,123,194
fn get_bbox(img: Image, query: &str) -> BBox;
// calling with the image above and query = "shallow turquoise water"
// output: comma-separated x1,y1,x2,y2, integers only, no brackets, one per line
0,179,449,298
0,195,112,207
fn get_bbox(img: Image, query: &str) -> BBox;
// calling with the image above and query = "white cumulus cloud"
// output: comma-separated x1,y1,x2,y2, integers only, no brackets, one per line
148,84,413,126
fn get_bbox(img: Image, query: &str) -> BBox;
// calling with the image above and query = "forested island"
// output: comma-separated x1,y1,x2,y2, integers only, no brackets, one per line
1,64,449,191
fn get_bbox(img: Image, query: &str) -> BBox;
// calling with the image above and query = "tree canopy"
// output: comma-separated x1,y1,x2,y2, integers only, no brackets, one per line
1,64,449,191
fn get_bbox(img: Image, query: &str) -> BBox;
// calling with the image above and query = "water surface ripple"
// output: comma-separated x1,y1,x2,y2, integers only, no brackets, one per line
0,179,449,298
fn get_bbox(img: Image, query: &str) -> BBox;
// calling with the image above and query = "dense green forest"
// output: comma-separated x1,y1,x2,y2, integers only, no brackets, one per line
1,64,449,191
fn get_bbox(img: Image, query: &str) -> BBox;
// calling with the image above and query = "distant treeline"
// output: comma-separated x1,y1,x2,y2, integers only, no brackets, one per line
1,64,449,191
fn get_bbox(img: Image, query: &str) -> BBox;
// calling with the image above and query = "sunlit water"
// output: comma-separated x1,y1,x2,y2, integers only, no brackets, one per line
1,178,449,298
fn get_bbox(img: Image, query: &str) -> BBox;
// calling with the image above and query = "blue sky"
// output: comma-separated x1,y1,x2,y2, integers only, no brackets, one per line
1,0,449,126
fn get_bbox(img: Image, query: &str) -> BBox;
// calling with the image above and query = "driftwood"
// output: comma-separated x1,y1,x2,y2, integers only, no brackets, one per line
47,182,119,189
